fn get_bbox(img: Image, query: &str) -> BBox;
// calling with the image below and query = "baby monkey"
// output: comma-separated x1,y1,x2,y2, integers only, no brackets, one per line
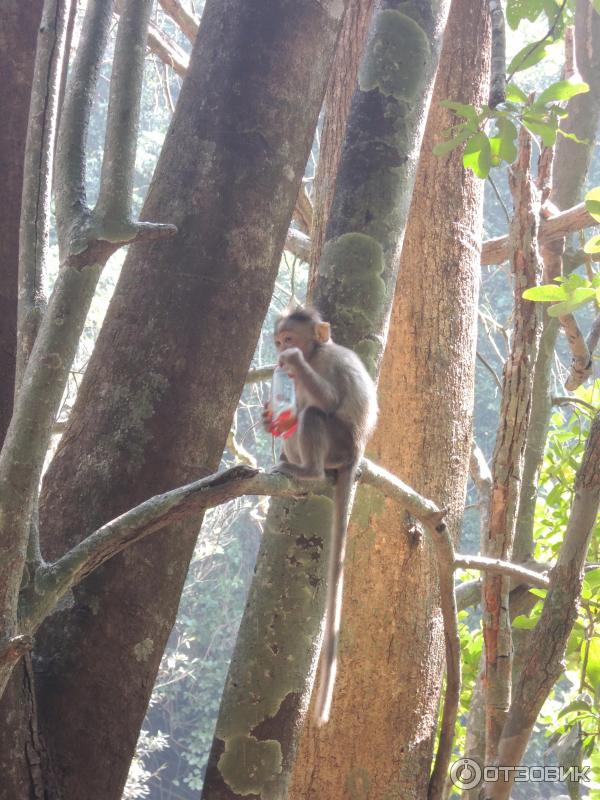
265,306,377,724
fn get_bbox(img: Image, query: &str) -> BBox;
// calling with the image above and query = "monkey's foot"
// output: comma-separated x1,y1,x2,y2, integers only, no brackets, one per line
270,462,325,480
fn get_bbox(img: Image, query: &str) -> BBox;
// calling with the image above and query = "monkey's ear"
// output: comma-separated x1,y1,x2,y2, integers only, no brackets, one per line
315,322,331,343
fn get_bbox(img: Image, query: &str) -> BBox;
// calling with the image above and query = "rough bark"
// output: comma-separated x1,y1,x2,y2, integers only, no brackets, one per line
482,130,542,762
290,0,490,796
0,0,43,445
515,0,600,562
16,0,71,389
0,5,45,792
487,413,600,800
33,2,347,799
307,0,376,292
201,0,452,797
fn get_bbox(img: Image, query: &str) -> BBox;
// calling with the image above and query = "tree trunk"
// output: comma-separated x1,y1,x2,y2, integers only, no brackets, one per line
0,0,43,444
201,0,452,797
0,5,46,795
515,0,600,562
291,0,490,795
29,2,347,798
307,0,376,291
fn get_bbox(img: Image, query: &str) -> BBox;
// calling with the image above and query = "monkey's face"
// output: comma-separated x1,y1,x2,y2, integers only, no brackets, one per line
274,321,316,360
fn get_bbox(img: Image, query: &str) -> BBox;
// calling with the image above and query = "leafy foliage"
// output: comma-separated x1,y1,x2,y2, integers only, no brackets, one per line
433,78,589,178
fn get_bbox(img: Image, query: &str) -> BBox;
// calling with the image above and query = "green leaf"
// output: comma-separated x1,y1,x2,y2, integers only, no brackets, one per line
558,699,593,718
522,116,557,146
585,187,600,222
506,83,528,103
584,235,600,255
513,614,539,630
584,567,600,590
506,0,545,29
497,118,518,163
537,80,589,105
440,100,479,126
584,639,600,689
523,284,567,301
507,42,549,74
433,128,472,156
547,289,596,316
463,132,491,178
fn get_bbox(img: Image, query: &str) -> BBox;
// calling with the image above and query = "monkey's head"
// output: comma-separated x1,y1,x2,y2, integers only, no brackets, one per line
274,306,331,360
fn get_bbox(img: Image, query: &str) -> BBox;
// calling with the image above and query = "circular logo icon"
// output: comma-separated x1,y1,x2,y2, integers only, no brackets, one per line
450,758,482,790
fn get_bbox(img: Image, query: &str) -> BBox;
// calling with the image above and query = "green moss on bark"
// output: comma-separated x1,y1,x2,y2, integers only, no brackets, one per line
358,10,430,100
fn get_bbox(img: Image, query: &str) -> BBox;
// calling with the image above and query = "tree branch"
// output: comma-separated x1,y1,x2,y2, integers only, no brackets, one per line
481,202,595,265
158,0,199,42
16,0,73,388
454,555,549,589
95,0,155,222
483,127,542,762
488,0,506,107
489,412,600,800
147,20,189,77
20,458,449,629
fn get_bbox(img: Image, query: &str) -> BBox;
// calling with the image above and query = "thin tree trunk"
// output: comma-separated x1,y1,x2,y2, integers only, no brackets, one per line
515,0,600,561
291,0,490,796
33,2,348,798
488,413,600,800
0,0,43,444
201,0,452,797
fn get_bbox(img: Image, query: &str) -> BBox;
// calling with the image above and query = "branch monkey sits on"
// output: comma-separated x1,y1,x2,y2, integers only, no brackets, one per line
264,306,377,724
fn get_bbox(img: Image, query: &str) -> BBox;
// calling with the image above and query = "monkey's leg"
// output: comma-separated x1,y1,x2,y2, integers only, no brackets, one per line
271,407,328,479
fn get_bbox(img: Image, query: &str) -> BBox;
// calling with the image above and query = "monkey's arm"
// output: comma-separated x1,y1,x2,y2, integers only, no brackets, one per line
280,349,339,411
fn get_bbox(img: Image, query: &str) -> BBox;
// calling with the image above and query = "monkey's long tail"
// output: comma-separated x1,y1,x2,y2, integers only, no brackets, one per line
314,463,357,726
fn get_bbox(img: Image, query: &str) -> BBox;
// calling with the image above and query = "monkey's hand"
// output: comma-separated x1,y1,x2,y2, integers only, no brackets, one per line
278,347,304,373
262,402,274,433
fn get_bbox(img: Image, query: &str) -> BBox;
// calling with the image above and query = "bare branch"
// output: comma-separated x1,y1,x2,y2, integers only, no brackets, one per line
96,0,155,222
488,0,506,107
54,0,114,246
476,350,502,390
553,394,597,413
481,201,596,265
147,20,189,77
16,0,73,387
21,458,448,630
285,227,311,262
454,555,549,589
561,312,592,390
158,0,199,42
246,364,276,384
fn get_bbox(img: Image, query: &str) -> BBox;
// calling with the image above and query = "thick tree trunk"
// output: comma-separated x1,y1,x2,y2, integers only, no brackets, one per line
201,0,452,797
0,0,43,444
31,2,347,798
291,0,490,795
307,0,376,290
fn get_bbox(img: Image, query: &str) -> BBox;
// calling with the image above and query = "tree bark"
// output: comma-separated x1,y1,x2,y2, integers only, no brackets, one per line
0,0,43,444
482,130,543,762
291,0,490,796
515,0,600,562
32,2,347,798
201,0,452,796
488,413,600,800
307,0,376,293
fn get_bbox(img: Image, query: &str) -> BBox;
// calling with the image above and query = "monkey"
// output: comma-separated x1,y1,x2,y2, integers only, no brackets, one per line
264,306,377,725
